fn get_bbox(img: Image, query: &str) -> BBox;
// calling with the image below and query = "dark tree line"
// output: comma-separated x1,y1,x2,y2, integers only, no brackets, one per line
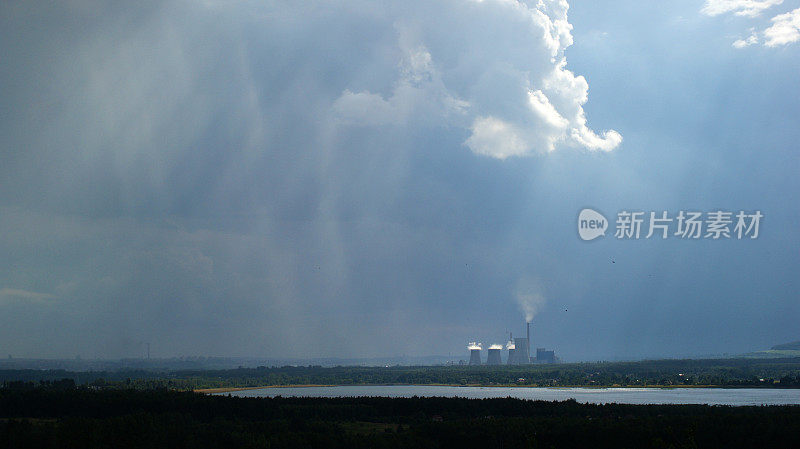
6,356,800,390
1,388,799,448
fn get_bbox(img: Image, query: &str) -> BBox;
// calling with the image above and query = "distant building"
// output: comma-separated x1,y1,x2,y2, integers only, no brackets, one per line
486,348,502,365
506,348,516,365
535,348,557,364
469,349,482,365
508,337,530,364
508,322,533,364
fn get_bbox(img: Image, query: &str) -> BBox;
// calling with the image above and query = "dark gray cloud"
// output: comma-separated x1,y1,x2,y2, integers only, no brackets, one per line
0,0,797,361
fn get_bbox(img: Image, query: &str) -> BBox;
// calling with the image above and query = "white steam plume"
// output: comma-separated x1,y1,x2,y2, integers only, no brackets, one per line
514,277,547,322
488,344,503,350
467,342,482,350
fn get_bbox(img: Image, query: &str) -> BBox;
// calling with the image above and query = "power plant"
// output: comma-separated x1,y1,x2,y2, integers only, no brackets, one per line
468,342,482,365
536,347,556,364
507,322,532,365
506,338,516,365
467,321,559,365
486,345,502,365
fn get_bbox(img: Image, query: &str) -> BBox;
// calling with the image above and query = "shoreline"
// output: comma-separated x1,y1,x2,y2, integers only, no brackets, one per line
195,383,796,393
196,385,336,393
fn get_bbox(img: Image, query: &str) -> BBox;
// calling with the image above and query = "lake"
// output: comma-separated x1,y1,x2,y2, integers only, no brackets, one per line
217,385,800,406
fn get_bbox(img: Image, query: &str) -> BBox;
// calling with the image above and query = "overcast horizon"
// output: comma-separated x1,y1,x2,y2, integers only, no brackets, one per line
1,0,798,363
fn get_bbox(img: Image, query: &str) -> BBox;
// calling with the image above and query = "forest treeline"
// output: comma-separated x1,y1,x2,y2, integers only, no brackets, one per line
1,387,799,448
2,356,800,390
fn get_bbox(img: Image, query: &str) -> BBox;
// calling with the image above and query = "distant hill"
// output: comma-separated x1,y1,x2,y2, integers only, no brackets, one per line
772,341,800,351
739,340,800,359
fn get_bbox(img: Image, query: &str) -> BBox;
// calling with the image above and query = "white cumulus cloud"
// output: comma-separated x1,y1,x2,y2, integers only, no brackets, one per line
466,117,530,159
702,1,800,48
331,0,621,158
732,32,760,47
701,0,783,17
332,43,469,126
763,7,800,46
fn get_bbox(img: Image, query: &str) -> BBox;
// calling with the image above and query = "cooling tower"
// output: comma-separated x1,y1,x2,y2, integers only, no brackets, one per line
486,348,501,365
506,348,516,364
469,349,482,365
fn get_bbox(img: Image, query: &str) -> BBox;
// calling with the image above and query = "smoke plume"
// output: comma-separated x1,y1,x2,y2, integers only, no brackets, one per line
514,277,547,322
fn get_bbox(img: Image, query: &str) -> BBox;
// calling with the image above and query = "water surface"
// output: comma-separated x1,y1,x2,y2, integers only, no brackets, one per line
217,385,800,406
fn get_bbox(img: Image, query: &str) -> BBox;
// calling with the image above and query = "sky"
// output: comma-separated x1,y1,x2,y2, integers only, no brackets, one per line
1,0,798,361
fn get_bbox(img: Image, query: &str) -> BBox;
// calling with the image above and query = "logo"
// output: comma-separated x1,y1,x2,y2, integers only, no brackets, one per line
578,208,608,241
577,208,762,241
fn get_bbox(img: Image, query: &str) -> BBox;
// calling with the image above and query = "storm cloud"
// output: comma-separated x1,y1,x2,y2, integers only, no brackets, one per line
0,1,797,361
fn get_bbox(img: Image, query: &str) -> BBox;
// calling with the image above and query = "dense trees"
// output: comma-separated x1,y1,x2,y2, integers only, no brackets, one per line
5,356,800,390
2,358,796,447
1,388,799,448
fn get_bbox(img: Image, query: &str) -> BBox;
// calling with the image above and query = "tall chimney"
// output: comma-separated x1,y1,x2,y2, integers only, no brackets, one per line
526,321,531,361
